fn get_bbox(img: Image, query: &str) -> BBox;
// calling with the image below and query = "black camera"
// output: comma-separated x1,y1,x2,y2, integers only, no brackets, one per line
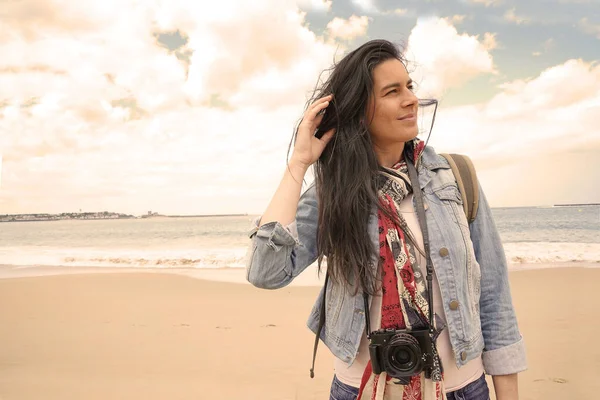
368,328,435,379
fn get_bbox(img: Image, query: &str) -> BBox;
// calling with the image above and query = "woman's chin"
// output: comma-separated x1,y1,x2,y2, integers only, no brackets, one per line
399,128,419,142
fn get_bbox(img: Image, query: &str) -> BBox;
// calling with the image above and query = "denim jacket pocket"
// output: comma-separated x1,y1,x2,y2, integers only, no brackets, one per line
434,185,468,228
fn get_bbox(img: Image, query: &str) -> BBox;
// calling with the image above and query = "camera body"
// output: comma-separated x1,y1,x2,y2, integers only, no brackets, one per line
368,328,435,379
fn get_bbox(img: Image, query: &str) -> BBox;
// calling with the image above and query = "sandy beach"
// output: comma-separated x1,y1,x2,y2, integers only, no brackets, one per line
0,266,598,400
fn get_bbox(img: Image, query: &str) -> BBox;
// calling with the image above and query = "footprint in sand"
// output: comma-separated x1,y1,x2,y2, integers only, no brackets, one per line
533,378,568,384
551,378,568,384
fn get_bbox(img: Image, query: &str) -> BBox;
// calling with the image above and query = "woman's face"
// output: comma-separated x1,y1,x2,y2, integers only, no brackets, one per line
366,58,419,149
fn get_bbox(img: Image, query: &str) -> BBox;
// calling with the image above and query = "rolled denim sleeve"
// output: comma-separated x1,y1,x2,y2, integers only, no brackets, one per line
245,184,319,289
469,184,528,375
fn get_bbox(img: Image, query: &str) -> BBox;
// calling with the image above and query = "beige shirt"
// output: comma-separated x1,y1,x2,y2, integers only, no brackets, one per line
333,194,484,392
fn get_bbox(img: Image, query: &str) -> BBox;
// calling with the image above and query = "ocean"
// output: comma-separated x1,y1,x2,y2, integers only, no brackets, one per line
0,206,598,272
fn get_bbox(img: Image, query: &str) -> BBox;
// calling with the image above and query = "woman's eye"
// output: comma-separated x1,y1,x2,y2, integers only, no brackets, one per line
386,89,397,95
408,85,415,91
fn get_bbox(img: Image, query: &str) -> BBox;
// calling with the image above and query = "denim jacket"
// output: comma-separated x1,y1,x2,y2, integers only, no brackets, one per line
245,146,527,376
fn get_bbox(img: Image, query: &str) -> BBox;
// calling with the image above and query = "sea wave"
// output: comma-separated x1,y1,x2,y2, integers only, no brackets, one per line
503,242,600,264
0,247,250,269
0,242,598,270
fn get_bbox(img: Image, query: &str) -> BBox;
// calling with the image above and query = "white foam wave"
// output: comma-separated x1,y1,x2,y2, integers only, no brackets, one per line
1,242,598,270
504,242,600,264
0,246,249,269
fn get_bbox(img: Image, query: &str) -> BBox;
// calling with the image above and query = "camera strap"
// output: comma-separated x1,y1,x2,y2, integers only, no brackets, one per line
406,154,436,332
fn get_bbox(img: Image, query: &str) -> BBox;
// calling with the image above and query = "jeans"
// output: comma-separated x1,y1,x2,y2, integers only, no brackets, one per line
329,373,490,400
329,375,359,400
446,374,490,400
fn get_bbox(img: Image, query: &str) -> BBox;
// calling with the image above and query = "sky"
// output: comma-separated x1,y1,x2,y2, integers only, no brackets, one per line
0,0,599,216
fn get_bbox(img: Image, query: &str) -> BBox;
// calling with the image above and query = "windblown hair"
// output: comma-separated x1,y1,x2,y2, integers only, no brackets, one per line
290,39,413,296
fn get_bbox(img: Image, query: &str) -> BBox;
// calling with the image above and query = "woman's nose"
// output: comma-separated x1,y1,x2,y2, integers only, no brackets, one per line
401,91,418,109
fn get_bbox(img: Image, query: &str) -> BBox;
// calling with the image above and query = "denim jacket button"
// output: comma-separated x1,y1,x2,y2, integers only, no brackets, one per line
449,300,459,310
439,247,449,257
460,351,467,361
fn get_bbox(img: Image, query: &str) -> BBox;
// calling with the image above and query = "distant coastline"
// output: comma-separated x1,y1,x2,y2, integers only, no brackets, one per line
0,212,249,223
164,214,248,218
4,203,599,222
553,203,600,207
0,212,135,223
140,211,248,219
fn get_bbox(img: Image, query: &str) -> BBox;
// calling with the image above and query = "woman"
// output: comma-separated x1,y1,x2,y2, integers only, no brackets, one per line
246,39,527,400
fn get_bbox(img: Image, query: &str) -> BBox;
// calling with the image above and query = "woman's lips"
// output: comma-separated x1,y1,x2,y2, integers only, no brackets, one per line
398,113,416,121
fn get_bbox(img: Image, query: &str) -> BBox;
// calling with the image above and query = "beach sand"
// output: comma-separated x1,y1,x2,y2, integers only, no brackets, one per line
0,267,598,399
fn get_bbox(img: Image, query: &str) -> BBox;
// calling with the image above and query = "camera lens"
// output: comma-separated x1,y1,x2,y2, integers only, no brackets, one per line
383,333,423,378
395,348,412,365
390,345,418,371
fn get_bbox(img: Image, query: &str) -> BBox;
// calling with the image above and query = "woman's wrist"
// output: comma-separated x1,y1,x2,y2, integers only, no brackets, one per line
492,373,519,400
287,158,310,180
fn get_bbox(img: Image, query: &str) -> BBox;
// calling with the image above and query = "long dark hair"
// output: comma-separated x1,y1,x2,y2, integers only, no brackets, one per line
290,39,412,296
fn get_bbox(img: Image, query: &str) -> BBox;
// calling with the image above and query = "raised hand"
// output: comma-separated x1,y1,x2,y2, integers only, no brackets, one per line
291,94,336,168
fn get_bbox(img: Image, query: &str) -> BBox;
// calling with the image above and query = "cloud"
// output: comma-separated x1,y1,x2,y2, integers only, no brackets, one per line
482,32,499,50
504,8,531,25
1,0,598,214
326,15,370,41
447,15,467,25
406,17,496,98
531,38,555,57
0,65,67,75
492,59,599,112
466,0,503,6
179,2,338,109
296,0,332,12
382,8,409,16
543,38,555,50
0,0,341,215
579,18,600,39
430,59,600,206
351,2,408,17
0,0,120,42
432,59,600,164
351,0,379,14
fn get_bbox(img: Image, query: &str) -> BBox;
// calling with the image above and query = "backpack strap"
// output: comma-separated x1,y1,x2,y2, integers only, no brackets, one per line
439,153,480,224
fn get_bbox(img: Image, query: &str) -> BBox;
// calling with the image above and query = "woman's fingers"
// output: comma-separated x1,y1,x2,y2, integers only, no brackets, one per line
307,95,332,116
309,94,333,110
318,128,336,145
313,108,326,124
308,98,331,122
298,94,333,143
